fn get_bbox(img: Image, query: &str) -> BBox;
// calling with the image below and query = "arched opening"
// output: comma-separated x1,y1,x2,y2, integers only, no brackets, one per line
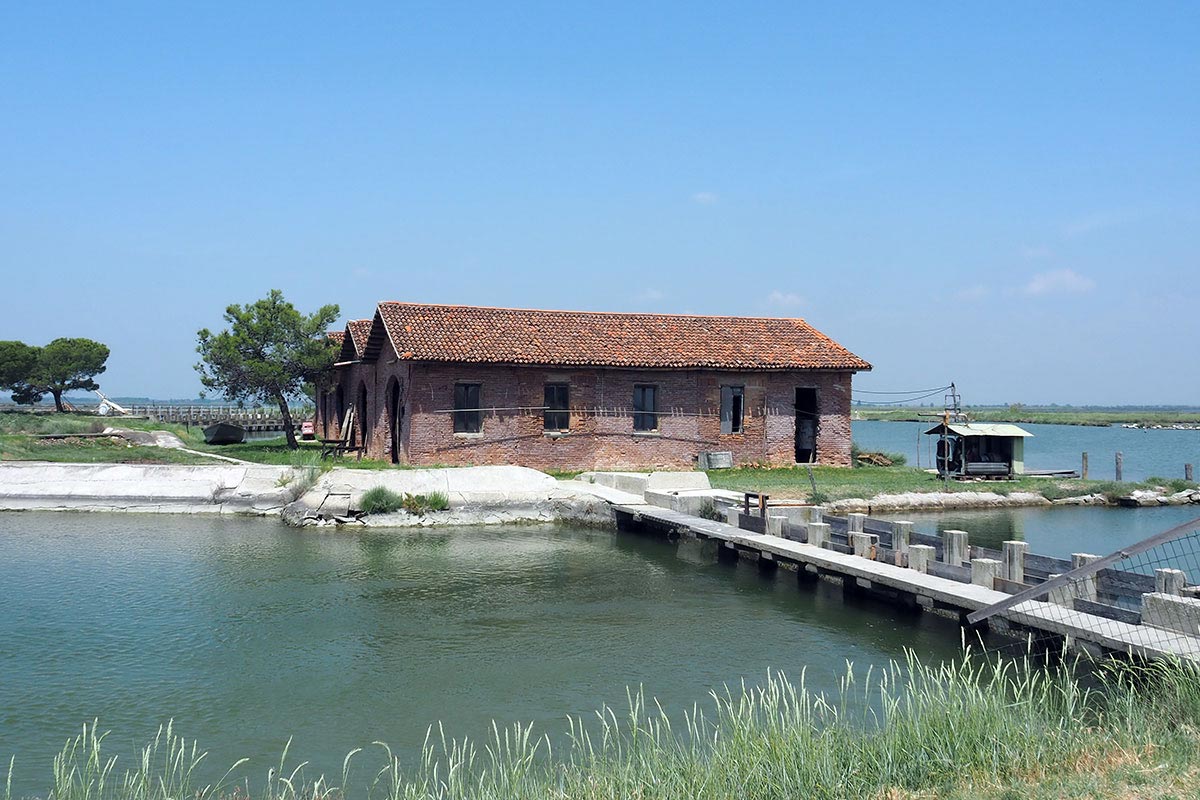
357,381,370,451
336,384,348,444
386,377,404,465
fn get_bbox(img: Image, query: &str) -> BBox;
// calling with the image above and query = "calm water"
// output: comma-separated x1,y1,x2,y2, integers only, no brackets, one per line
876,504,1200,560
0,513,965,796
853,419,1200,482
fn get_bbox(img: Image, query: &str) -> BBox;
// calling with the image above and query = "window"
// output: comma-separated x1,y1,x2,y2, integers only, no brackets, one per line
720,385,745,434
453,383,482,433
544,383,569,432
633,384,658,431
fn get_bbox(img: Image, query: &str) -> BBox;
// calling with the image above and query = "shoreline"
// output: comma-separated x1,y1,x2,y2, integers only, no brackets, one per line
2,462,1197,520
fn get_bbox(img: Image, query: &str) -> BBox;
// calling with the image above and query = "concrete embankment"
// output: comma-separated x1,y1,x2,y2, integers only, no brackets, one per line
285,465,612,527
0,462,297,514
0,462,616,525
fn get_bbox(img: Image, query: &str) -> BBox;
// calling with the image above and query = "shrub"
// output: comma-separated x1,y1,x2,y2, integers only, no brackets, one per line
697,500,725,521
400,491,450,515
359,486,405,514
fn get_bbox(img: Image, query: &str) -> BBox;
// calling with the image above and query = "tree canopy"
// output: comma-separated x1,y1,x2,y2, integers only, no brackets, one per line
0,340,40,390
1,337,109,411
196,289,340,449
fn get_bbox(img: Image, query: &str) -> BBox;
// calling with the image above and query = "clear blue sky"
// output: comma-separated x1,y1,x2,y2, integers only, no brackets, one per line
2,3,1196,404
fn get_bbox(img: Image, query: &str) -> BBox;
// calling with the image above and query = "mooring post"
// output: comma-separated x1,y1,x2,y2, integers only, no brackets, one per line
1115,451,1123,482
1081,451,1088,480
1187,463,1194,482
807,505,826,524
971,558,1002,588
892,521,912,556
908,544,935,574
1046,573,1075,606
850,532,878,559
1002,541,1028,584
943,529,969,566
1156,568,1187,595
767,515,787,537
807,521,831,549
1070,553,1101,601
847,513,866,534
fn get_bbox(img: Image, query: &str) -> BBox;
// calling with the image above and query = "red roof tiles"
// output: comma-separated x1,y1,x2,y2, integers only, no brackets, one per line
346,319,372,357
370,303,870,371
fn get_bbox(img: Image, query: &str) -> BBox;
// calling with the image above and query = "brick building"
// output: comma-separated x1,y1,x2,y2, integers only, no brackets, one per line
315,302,870,471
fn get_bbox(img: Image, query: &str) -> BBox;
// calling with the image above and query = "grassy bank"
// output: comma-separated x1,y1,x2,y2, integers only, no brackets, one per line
707,464,1196,504
0,412,396,468
7,652,1200,800
856,406,1200,427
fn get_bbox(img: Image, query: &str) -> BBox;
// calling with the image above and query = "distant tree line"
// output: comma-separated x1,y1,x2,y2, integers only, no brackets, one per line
0,338,110,411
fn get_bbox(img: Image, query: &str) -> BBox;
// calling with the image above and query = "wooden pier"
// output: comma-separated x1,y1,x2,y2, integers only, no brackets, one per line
612,500,1200,663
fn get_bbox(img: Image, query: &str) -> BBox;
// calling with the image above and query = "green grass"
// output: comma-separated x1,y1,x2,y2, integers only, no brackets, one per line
0,433,221,465
707,464,1196,503
8,651,1200,800
358,486,406,514
856,406,1200,427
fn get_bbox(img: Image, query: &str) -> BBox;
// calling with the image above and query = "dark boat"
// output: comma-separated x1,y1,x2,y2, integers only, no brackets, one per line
202,422,247,445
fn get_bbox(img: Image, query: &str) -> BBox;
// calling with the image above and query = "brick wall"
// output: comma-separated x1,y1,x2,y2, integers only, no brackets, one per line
366,363,856,471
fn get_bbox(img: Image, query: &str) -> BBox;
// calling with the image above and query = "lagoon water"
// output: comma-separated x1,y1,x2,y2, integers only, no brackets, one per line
853,419,1200,483
0,513,966,796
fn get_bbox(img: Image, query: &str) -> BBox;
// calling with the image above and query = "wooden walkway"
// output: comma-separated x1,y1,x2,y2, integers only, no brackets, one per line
613,501,1200,663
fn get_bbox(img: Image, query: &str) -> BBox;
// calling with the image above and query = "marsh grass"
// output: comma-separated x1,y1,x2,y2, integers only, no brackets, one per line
8,650,1200,800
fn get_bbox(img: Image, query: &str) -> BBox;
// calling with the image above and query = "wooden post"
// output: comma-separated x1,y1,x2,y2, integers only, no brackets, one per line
1046,573,1075,607
1187,464,1194,482
851,532,878,559
847,513,866,534
1002,541,1027,584
1081,452,1088,480
908,544,935,574
1070,553,1101,602
943,529,969,566
892,521,912,556
808,505,826,524
1156,568,1187,595
808,522,831,549
1115,452,1123,482
971,558,1001,588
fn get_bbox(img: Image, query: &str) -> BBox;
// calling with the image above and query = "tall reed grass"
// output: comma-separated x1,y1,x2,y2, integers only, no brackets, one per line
6,650,1199,800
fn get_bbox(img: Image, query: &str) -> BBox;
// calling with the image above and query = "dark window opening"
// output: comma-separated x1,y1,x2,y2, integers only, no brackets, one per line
544,384,569,431
720,386,745,434
795,387,818,463
454,383,482,433
633,385,658,431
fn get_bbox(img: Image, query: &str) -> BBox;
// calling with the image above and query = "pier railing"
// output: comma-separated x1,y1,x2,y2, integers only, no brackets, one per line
730,505,1200,637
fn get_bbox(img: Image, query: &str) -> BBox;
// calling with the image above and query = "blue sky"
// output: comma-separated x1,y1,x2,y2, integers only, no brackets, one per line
2,3,1196,404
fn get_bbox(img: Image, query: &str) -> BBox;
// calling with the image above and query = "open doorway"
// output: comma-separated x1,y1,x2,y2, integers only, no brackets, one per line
795,388,818,463
386,378,404,464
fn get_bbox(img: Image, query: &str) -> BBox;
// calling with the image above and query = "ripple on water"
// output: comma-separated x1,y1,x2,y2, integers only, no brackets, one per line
0,512,964,797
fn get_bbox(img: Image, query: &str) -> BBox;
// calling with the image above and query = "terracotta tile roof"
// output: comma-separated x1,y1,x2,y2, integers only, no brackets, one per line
346,319,372,357
371,302,870,371
327,330,345,344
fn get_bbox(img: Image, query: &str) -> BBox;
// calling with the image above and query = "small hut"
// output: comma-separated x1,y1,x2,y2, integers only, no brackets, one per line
924,422,1032,479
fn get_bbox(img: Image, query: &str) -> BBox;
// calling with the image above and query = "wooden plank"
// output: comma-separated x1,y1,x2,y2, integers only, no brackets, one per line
1074,597,1143,625
995,577,1041,597
1098,568,1156,595
1026,553,1073,573
927,561,971,583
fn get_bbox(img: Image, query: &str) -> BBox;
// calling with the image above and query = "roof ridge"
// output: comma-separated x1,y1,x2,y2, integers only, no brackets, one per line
376,300,809,324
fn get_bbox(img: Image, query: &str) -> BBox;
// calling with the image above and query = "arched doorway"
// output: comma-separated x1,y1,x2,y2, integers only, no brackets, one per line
357,382,370,450
336,384,348,444
386,378,404,464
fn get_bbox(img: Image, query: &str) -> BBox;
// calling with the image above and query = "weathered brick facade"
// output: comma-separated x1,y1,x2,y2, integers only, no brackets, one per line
315,303,867,471
319,360,854,471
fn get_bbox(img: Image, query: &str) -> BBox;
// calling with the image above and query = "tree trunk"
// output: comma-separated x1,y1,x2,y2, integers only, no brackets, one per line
52,389,64,413
275,394,299,449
